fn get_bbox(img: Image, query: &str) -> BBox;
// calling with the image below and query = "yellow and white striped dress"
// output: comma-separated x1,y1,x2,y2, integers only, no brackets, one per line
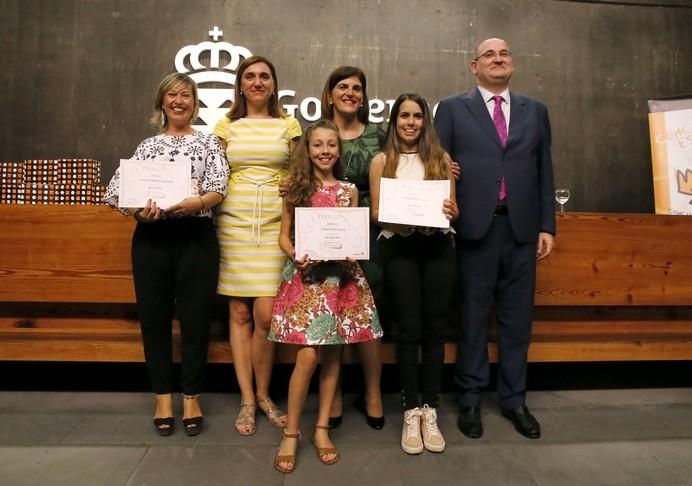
213,116,302,297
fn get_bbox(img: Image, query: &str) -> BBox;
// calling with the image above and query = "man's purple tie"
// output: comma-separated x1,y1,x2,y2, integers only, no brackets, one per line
492,95,507,200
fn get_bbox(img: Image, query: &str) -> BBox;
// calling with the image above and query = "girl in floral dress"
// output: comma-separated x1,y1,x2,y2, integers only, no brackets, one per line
269,120,382,473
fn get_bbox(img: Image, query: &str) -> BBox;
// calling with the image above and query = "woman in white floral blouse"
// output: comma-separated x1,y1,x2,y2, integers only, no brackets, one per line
104,72,229,437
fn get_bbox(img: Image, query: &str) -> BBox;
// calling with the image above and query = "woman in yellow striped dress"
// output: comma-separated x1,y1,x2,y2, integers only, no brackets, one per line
214,56,302,435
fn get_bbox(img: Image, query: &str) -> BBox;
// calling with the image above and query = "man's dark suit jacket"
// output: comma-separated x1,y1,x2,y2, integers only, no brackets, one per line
434,87,556,243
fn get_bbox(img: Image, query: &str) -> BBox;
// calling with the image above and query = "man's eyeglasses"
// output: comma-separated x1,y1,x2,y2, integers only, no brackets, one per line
473,50,512,62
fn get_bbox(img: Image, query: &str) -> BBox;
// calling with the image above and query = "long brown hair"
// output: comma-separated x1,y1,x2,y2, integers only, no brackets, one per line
226,56,284,121
150,73,199,133
381,93,449,180
285,120,344,211
320,66,370,124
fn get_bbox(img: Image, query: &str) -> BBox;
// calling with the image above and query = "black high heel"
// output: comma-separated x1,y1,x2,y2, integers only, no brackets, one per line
153,417,175,436
183,394,204,436
328,415,343,430
182,416,204,436
355,396,385,430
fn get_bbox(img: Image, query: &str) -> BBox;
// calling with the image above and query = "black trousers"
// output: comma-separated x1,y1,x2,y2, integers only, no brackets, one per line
455,214,537,410
379,232,456,409
131,217,219,395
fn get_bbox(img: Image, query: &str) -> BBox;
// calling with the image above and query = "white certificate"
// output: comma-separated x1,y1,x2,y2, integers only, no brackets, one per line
118,159,192,209
294,207,370,261
378,178,450,228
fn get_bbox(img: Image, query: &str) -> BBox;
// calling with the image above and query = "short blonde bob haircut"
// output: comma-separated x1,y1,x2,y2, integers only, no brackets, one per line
150,72,199,132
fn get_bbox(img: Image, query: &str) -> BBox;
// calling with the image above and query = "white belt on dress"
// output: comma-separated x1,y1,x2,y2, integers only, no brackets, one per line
232,170,282,246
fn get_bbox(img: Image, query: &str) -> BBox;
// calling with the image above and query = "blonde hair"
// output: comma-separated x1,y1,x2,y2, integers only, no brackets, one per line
284,120,344,211
150,73,199,133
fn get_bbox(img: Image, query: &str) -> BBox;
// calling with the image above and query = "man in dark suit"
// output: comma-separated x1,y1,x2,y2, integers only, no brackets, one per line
434,38,555,439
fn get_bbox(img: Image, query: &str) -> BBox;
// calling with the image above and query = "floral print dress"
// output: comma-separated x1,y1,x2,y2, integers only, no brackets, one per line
268,182,382,346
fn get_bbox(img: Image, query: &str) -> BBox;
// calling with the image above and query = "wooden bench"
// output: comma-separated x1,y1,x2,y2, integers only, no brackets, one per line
1,206,691,363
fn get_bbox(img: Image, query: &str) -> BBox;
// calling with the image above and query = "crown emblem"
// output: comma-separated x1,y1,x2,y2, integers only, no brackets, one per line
677,169,692,197
174,27,252,131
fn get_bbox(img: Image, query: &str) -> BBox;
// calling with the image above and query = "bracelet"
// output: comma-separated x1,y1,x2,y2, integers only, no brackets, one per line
198,195,206,211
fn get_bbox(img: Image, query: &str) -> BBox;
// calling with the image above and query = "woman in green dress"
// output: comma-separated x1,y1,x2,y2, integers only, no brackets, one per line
320,66,385,429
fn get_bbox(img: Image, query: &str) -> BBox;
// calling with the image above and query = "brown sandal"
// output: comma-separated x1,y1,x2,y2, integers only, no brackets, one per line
257,397,287,428
274,430,301,474
234,402,256,436
313,425,340,465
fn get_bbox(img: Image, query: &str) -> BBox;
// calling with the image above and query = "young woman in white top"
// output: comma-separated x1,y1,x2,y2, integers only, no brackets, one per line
369,93,458,454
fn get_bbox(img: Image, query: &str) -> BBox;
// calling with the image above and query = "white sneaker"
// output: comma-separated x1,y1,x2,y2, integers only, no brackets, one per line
401,407,424,454
421,404,445,452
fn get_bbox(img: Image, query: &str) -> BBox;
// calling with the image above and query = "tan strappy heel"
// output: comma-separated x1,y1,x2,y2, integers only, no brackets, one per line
274,430,301,474
313,425,340,465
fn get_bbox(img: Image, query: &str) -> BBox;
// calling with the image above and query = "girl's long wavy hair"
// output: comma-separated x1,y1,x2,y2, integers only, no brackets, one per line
285,120,344,211
381,93,450,180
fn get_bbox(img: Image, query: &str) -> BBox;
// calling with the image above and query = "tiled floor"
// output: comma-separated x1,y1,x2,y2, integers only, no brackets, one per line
1,389,692,485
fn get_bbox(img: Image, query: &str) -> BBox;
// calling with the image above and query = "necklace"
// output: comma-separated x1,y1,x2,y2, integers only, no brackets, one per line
343,151,354,181
338,121,365,182
343,138,360,181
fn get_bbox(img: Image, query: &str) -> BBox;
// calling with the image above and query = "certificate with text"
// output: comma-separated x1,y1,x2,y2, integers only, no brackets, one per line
118,159,192,209
295,207,370,261
378,178,450,228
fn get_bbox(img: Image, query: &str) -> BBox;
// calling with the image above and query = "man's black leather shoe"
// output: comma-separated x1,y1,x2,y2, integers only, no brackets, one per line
457,406,483,438
501,405,541,439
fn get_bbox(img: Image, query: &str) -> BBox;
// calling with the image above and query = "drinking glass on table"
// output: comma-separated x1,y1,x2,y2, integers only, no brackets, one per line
555,189,570,214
